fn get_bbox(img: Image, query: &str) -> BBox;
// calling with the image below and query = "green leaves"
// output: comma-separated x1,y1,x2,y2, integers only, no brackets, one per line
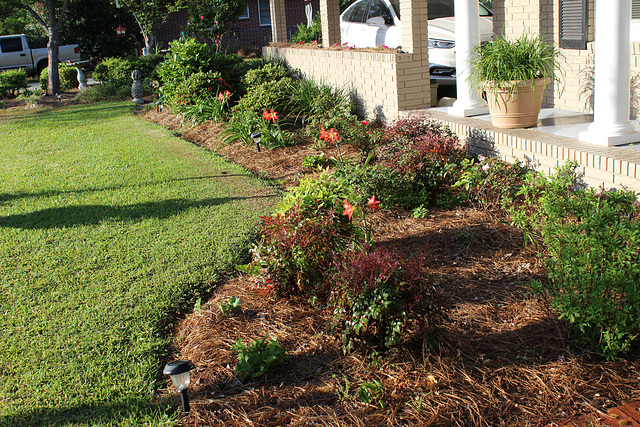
232,335,288,379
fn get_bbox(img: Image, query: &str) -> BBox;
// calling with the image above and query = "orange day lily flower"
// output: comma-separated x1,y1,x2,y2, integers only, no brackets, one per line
367,196,380,210
343,199,355,220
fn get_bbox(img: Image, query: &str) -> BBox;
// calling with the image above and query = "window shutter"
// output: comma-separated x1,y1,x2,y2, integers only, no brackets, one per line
560,0,588,49
633,0,640,19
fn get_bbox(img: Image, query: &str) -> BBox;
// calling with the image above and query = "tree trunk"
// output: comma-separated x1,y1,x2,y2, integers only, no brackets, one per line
144,33,156,55
46,0,61,95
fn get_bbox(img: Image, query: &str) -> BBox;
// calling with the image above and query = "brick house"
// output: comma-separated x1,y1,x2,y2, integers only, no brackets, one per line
157,0,320,50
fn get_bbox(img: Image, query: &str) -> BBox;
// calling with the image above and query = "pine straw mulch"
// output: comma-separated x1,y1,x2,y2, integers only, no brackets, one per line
143,108,640,427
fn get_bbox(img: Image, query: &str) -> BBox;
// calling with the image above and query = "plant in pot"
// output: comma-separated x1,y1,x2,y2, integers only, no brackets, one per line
468,33,562,129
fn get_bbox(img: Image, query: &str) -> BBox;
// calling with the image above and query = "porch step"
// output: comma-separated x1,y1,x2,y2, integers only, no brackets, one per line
547,401,640,427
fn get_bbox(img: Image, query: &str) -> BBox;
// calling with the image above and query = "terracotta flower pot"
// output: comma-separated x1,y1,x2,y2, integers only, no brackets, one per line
483,77,550,129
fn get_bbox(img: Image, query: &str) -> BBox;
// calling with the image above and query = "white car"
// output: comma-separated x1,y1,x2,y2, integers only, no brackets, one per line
340,0,493,85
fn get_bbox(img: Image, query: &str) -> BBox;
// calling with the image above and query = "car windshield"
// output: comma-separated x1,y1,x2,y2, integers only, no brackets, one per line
386,0,492,20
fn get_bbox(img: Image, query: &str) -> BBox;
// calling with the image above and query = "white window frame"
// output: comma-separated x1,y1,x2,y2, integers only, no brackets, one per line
258,0,271,26
239,6,250,19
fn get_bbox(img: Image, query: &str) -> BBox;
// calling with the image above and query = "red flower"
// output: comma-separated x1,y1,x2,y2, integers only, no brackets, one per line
269,109,278,123
367,196,380,210
343,199,355,220
218,90,231,102
207,86,212,91
319,127,340,144
263,109,273,121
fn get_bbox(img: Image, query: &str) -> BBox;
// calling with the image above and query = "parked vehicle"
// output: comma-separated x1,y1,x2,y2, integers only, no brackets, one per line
340,0,493,85
0,34,81,76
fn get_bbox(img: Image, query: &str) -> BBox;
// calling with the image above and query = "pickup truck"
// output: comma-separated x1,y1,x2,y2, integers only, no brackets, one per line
0,34,81,76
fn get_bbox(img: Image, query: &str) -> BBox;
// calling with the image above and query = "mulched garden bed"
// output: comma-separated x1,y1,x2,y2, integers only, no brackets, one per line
146,107,640,427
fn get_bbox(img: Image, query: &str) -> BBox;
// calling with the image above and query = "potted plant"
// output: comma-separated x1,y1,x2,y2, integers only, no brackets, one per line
468,33,562,129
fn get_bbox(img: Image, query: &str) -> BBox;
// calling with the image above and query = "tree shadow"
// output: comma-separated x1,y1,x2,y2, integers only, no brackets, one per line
0,174,248,205
0,195,268,230
2,396,172,427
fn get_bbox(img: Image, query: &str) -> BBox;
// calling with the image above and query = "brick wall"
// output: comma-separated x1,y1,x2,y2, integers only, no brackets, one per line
427,110,640,193
262,46,431,120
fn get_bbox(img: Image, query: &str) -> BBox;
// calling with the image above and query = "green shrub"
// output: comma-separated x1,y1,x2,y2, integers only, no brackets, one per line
514,162,640,358
74,80,131,102
246,206,351,298
156,37,243,101
294,79,354,130
330,247,443,352
277,171,352,216
170,70,224,106
219,296,242,316
0,69,28,98
291,12,321,44
233,77,297,116
93,55,162,86
39,63,79,92
241,61,295,87
454,155,535,211
232,335,288,379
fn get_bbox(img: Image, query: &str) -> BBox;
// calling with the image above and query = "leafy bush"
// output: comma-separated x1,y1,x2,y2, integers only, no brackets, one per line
368,116,467,208
169,70,228,109
0,69,27,98
291,12,321,44
156,37,243,101
175,90,232,125
93,55,163,86
294,79,354,130
241,62,295,87
246,207,351,298
454,155,535,211
74,80,131,102
222,107,294,149
233,77,297,116
39,63,79,91
232,335,288,379
514,162,640,358
278,172,350,214
330,246,443,352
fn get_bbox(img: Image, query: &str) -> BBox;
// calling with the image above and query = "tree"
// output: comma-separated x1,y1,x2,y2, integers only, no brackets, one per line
3,0,71,95
114,0,186,55
186,0,250,45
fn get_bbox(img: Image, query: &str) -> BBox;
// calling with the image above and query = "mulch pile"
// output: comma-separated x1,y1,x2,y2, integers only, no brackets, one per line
146,107,639,426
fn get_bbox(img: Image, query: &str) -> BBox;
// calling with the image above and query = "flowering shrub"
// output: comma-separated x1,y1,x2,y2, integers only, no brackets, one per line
291,12,321,44
329,246,443,352
277,171,352,217
246,207,351,298
170,70,228,108
454,155,535,211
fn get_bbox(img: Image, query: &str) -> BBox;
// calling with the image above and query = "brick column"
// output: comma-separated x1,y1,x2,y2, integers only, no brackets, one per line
398,0,430,110
270,0,287,43
320,0,341,46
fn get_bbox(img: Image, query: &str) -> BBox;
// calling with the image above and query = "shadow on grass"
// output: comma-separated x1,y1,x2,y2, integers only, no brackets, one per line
3,396,173,427
0,195,270,229
0,174,249,205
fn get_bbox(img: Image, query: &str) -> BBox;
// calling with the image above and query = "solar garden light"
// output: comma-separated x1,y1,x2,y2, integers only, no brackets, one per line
163,360,195,413
250,132,262,152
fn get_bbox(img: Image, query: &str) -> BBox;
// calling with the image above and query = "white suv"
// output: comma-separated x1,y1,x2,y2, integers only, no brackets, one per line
340,0,493,85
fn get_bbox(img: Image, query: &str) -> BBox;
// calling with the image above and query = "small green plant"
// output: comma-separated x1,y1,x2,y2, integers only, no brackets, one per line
302,153,329,168
232,335,288,379
291,12,321,44
357,380,384,406
219,296,242,316
468,32,562,97
412,205,429,219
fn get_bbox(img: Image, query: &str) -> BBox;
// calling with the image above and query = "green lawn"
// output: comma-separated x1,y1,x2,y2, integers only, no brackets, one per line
0,103,277,426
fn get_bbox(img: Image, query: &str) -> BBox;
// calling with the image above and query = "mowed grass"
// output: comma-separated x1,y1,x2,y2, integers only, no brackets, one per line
0,103,277,426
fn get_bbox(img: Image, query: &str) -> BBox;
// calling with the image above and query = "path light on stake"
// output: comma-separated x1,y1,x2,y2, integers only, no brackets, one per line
163,360,195,413
250,132,262,152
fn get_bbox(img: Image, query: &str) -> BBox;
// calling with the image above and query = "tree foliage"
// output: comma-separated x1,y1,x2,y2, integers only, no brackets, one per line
186,0,250,42
114,0,186,54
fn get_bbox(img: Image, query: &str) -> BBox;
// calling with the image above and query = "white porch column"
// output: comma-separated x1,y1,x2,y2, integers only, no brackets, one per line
579,0,640,146
448,0,488,117
269,0,287,43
